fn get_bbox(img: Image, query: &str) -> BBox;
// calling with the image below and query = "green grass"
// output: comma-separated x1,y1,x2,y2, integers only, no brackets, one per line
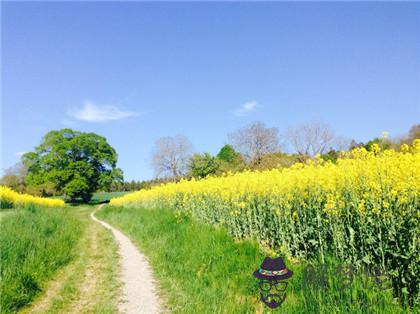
90,191,129,204
50,191,130,204
24,206,120,314
0,205,82,313
97,206,411,314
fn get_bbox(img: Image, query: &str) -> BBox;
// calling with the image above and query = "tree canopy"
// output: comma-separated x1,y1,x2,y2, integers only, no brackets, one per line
22,129,123,202
188,152,219,179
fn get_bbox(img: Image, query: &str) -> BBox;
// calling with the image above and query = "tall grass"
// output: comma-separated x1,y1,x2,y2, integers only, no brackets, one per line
0,205,82,313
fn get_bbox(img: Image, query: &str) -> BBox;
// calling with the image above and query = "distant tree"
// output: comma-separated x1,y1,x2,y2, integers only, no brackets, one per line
188,152,220,179
332,136,351,152
228,122,280,164
400,124,420,145
407,124,420,141
321,149,340,163
285,122,335,159
151,135,194,179
129,180,137,191
216,145,241,163
349,139,364,150
22,129,122,202
0,162,28,193
364,131,393,151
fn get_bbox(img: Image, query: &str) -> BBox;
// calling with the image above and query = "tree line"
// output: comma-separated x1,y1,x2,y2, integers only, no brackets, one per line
150,122,420,180
1,123,419,201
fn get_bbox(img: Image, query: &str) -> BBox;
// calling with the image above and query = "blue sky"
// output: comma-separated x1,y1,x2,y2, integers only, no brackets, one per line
2,2,419,180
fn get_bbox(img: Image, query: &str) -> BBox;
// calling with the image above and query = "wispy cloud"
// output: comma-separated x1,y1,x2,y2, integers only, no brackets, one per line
68,100,143,123
15,151,27,158
232,101,257,117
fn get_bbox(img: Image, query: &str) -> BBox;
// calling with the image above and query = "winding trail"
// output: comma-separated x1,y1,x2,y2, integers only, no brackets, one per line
91,205,162,314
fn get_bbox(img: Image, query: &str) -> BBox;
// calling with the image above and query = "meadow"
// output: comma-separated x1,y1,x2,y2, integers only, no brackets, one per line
110,141,420,308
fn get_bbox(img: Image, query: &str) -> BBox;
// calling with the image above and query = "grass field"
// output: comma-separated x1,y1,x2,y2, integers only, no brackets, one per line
90,191,130,204
97,205,409,313
50,191,130,204
0,205,81,313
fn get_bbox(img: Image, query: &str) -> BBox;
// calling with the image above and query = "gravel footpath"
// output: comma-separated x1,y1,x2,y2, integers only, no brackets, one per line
92,205,162,314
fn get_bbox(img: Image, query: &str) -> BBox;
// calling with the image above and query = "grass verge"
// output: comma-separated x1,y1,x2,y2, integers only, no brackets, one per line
97,205,411,314
0,205,81,313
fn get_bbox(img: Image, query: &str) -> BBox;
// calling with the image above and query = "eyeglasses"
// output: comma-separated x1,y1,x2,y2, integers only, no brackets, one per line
259,280,288,292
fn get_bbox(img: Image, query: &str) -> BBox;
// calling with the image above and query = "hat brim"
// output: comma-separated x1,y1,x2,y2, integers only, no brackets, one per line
253,269,293,281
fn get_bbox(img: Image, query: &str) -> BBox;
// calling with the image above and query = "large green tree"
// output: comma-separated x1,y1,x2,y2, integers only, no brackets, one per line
22,129,123,202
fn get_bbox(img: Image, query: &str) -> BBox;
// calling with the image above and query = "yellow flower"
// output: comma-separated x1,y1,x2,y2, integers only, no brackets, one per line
358,201,366,213
0,186,64,208
401,144,409,153
371,143,381,154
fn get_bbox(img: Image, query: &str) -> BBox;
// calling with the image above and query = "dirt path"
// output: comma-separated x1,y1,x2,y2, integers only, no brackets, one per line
91,205,162,314
24,206,120,314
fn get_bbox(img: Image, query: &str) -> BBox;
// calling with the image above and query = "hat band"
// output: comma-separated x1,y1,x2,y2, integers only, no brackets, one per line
258,268,288,276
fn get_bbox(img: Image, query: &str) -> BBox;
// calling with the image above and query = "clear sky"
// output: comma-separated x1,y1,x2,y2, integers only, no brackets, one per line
2,2,419,180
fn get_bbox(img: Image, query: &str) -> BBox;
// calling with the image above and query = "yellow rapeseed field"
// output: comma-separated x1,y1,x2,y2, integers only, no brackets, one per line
111,140,420,304
111,141,419,221
0,186,64,208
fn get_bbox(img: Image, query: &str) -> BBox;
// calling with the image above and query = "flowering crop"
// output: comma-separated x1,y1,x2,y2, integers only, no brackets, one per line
111,141,420,305
0,186,64,208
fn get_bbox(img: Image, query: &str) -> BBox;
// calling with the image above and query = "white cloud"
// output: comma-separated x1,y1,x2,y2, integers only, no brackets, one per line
68,100,142,123
233,101,257,116
15,152,27,157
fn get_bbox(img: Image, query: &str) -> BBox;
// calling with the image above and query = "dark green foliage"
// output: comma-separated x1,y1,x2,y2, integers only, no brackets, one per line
188,152,220,179
320,149,340,163
22,129,123,202
216,145,246,174
216,144,241,163
364,137,392,151
0,206,82,313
